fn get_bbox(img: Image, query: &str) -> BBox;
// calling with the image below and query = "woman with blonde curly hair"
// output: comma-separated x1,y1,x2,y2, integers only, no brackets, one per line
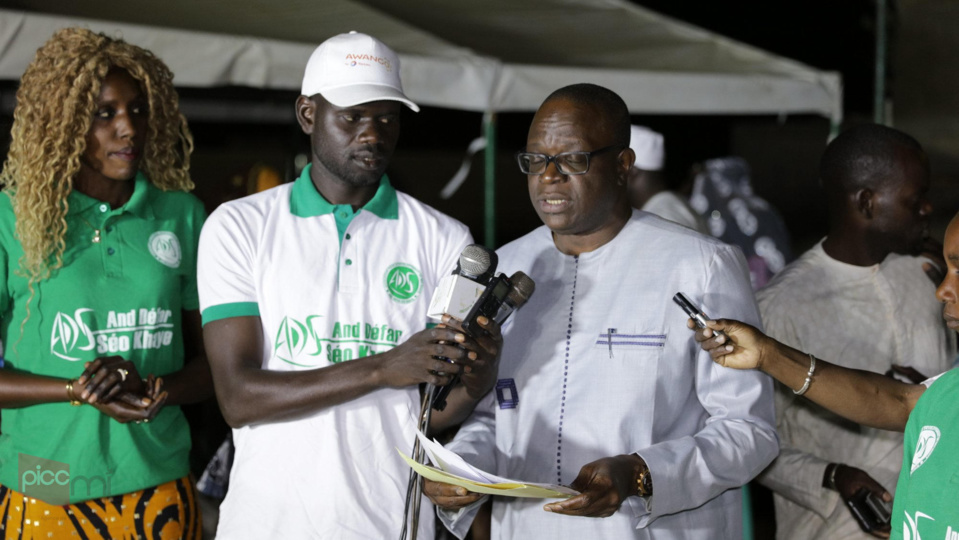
0,27,211,539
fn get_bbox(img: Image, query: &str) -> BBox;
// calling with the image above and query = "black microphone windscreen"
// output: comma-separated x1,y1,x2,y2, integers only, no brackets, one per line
507,271,535,307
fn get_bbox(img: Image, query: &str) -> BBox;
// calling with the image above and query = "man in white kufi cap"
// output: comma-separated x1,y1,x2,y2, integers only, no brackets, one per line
627,125,708,234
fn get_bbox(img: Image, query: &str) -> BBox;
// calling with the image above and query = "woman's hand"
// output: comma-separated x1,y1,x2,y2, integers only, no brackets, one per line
688,318,770,371
84,375,168,424
76,356,147,404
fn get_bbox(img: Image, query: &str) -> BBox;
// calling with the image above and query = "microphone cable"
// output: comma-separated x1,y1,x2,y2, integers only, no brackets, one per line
399,383,436,540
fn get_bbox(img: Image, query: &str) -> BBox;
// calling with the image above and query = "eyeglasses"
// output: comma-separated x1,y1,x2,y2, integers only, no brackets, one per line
515,144,623,175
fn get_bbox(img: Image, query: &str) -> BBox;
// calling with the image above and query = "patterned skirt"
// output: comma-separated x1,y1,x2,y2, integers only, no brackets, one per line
0,476,201,539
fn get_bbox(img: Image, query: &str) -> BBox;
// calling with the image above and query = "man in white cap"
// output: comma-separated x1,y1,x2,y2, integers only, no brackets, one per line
627,125,708,234
197,32,501,538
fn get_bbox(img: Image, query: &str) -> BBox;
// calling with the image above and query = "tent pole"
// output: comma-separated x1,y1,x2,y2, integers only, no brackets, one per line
483,111,497,248
874,0,887,125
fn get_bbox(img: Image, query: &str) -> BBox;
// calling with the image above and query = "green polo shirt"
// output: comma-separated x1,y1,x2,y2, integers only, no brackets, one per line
0,173,205,503
890,368,959,539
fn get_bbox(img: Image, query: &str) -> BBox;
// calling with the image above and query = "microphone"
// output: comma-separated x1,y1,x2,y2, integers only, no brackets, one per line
493,272,535,325
455,244,497,284
431,271,535,411
462,271,534,336
427,244,497,322
426,244,495,412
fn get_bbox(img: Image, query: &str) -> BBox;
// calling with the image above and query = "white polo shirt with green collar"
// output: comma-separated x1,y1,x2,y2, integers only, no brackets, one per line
198,164,471,539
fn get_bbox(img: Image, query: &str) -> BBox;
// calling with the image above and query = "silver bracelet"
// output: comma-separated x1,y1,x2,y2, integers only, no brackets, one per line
793,353,817,396
828,463,840,490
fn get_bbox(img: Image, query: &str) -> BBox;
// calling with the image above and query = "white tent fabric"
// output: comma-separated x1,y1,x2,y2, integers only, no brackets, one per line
0,1,841,121
0,8,501,112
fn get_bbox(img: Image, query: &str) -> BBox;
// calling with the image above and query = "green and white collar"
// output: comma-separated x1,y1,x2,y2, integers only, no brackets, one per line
289,164,398,220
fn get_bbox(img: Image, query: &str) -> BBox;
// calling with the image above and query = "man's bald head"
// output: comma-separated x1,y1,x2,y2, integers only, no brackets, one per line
818,123,933,263
542,83,631,149
820,124,926,196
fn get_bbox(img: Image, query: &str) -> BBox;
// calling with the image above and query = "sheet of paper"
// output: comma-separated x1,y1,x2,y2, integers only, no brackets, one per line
415,431,500,484
398,431,578,499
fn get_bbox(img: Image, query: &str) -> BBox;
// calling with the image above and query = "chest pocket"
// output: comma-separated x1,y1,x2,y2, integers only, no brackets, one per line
592,328,666,359
587,327,664,412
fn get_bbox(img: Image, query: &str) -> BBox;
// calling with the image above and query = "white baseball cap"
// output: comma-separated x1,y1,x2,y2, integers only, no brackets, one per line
301,31,419,112
629,125,665,171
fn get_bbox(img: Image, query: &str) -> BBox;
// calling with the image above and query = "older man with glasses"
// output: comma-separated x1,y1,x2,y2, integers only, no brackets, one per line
424,83,778,539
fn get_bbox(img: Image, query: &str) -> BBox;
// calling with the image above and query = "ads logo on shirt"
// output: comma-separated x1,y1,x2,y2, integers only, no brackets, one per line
384,263,421,303
51,309,96,361
50,307,175,361
273,315,405,366
149,231,181,268
910,425,940,474
274,315,324,366
903,510,934,540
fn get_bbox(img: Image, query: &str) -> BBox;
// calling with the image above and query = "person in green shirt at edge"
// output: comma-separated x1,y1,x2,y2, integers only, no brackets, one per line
0,28,212,539
690,209,959,540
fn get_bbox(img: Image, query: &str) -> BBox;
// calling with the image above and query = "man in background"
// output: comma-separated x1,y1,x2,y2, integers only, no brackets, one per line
626,124,707,233
756,123,955,539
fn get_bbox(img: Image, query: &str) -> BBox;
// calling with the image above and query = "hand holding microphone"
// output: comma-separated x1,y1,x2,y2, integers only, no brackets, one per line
425,244,536,410
463,271,535,335
401,244,498,540
430,268,535,410
426,244,496,410
403,246,535,540
458,270,534,400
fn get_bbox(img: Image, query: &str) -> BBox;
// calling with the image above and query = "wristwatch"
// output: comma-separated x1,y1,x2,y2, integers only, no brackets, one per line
636,463,653,497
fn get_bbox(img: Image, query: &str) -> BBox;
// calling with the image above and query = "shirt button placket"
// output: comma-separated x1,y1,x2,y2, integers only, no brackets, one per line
101,209,121,276
340,224,359,292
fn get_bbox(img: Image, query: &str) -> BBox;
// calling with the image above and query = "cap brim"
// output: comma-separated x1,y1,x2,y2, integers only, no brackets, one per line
320,84,420,112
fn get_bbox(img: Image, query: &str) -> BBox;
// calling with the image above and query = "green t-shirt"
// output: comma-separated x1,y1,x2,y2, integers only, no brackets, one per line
890,367,959,539
0,174,206,503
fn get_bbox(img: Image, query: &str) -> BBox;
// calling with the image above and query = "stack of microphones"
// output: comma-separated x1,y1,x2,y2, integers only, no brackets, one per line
426,244,535,411
401,245,534,540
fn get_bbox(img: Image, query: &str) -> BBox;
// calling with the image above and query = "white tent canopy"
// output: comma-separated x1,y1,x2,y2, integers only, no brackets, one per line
0,1,841,121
